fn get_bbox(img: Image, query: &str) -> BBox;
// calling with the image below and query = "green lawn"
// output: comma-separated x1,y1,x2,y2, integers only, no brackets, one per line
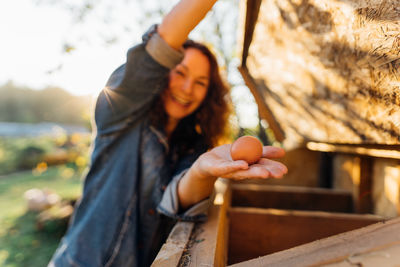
0,166,83,267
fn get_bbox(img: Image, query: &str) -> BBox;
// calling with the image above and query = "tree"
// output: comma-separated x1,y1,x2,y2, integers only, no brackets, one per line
32,0,264,138
0,82,92,125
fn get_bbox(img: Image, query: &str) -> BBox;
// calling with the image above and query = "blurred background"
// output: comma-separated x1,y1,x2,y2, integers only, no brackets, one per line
0,0,276,266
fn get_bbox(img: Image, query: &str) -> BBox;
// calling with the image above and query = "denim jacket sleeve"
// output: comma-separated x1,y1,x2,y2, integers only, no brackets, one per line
94,25,184,136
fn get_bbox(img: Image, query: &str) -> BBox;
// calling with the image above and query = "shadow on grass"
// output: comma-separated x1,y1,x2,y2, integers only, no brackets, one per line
0,210,69,267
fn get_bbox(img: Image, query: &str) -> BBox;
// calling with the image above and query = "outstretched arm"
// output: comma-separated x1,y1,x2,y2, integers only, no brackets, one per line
158,0,218,50
178,145,288,210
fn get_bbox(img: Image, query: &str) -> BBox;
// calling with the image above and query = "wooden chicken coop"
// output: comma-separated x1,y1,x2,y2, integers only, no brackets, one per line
152,0,400,265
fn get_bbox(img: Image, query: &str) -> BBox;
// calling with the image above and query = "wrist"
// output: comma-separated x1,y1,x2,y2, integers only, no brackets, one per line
191,154,215,181
178,159,217,209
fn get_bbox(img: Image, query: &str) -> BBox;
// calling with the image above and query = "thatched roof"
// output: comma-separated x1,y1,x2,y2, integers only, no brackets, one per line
238,0,400,148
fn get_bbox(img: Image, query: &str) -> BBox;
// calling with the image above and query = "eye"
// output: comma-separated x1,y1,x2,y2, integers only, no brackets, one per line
195,81,207,87
175,70,185,77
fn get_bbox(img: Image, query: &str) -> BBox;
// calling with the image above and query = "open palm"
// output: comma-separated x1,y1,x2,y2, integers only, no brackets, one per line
196,144,288,180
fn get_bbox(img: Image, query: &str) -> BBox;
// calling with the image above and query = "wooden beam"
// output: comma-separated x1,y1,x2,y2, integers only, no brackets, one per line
151,221,194,267
238,66,285,142
307,142,400,159
241,0,262,67
231,183,353,213
183,178,231,267
357,156,373,214
239,0,285,142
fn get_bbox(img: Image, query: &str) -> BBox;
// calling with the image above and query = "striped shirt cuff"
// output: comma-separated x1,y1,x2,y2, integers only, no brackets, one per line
157,169,211,222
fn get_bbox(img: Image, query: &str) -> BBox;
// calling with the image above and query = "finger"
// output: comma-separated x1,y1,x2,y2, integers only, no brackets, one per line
210,144,232,159
258,158,288,172
262,146,285,158
208,160,249,177
221,165,271,180
257,158,288,178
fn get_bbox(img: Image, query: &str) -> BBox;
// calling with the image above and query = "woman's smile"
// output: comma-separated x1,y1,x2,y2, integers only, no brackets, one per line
170,93,192,107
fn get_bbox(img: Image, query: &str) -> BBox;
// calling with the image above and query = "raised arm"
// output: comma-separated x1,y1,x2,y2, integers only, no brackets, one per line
158,0,218,50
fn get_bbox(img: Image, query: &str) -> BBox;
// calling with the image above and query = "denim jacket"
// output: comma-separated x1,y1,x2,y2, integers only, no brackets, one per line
49,26,210,267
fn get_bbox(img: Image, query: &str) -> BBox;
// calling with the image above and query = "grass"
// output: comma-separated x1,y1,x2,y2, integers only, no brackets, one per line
0,166,83,267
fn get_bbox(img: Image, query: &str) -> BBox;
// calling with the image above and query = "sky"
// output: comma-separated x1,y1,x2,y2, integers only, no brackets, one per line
0,0,259,128
0,0,141,97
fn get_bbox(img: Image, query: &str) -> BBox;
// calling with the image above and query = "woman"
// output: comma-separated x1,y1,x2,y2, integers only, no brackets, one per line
49,0,287,266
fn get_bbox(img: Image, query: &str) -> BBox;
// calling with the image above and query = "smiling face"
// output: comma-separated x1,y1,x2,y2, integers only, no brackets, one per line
163,48,210,126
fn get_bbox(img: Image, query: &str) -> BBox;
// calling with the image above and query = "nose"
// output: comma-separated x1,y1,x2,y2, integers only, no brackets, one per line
182,79,194,95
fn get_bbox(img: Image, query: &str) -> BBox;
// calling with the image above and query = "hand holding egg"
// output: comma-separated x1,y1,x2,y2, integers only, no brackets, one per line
192,139,287,180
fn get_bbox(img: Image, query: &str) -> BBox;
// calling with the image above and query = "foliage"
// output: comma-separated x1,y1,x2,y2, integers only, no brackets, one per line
0,166,82,267
17,146,46,171
0,134,91,175
0,82,93,126
31,0,255,128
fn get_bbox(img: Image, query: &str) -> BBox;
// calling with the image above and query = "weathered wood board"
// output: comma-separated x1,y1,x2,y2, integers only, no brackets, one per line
230,216,400,267
231,183,354,212
151,221,194,267
228,207,382,264
152,178,231,267
152,180,392,267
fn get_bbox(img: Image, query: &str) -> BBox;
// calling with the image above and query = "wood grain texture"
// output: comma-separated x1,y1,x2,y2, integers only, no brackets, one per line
229,216,400,267
180,178,231,267
231,183,354,213
228,207,383,265
151,221,194,267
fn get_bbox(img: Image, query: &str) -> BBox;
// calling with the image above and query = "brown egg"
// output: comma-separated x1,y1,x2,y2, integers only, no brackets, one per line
230,135,263,165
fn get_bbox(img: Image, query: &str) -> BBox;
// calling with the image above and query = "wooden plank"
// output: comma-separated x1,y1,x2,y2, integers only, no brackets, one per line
238,66,285,142
229,217,400,267
307,142,400,159
228,207,383,265
181,178,231,267
231,183,353,213
357,157,373,214
326,243,400,266
241,0,261,67
151,221,194,267
214,180,230,267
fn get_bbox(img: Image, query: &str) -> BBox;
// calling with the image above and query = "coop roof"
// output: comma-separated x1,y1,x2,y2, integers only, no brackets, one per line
238,0,400,149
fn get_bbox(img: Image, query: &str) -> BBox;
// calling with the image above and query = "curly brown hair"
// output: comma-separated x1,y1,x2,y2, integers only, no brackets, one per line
150,39,232,156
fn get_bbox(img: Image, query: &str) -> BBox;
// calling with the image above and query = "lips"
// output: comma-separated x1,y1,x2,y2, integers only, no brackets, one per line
170,94,191,107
